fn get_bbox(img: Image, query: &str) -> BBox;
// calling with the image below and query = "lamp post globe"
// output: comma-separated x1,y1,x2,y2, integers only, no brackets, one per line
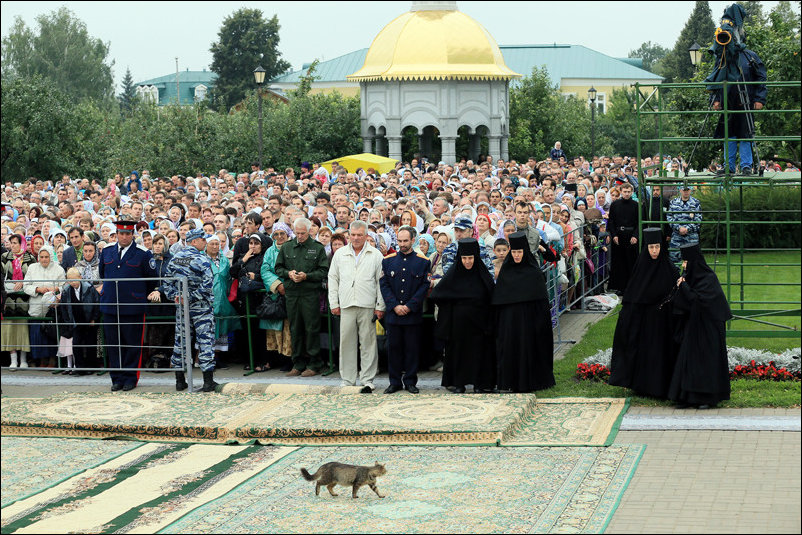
688,42,702,68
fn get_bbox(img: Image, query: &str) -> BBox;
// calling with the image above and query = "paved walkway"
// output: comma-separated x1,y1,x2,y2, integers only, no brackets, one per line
609,428,801,534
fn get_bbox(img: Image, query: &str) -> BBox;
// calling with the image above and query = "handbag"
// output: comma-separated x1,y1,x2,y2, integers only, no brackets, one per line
238,274,264,295
227,278,239,303
585,257,596,274
255,294,287,320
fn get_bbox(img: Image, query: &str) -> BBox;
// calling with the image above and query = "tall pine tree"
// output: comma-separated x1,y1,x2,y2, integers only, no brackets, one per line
660,1,716,82
118,67,137,114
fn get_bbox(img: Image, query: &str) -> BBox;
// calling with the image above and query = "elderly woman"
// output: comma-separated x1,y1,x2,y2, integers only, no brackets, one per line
475,214,496,245
258,222,294,371
2,234,36,368
30,234,45,258
24,246,65,368
429,231,451,287
206,233,241,368
230,232,270,370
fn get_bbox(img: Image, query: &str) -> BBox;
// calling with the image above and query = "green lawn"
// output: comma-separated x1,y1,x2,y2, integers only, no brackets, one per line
538,251,801,408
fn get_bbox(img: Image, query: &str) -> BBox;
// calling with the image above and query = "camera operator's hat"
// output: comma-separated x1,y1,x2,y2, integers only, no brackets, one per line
186,229,211,242
113,220,136,233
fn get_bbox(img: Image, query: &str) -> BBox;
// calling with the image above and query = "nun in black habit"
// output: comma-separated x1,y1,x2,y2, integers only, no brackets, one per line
668,243,733,408
609,228,679,398
493,232,557,392
430,239,496,394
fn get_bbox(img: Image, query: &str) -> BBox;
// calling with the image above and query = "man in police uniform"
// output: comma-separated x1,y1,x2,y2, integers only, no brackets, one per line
441,216,495,276
379,227,431,394
163,229,217,392
667,185,703,263
98,219,157,391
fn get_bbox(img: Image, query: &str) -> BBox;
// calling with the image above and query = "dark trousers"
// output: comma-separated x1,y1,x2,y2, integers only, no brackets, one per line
386,323,421,387
73,325,100,369
103,313,146,387
287,293,323,371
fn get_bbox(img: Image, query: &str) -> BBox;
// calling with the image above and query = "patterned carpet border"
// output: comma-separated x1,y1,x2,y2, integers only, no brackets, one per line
500,397,630,447
0,437,145,508
1,393,628,447
160,444,647,534
1,441,297,534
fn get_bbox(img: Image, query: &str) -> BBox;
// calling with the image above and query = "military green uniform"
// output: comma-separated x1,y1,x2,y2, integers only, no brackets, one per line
275,237,329,372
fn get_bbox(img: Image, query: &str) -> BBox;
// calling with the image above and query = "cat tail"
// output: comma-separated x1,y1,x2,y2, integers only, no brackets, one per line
300,468,319,481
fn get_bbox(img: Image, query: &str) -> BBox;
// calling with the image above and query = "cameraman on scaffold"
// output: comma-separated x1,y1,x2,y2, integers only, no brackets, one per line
706,4,767,176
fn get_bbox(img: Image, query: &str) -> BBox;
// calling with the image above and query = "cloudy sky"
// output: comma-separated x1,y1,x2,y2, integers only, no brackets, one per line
1,1,791,88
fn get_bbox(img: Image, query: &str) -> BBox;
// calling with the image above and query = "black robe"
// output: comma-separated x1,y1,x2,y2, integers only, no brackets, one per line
430,240,495,390
492,232,556,392
609,244,679,398
668,256,732,406
607,197,639,292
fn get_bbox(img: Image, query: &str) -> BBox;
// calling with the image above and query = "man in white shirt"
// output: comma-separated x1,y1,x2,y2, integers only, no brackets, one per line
328,220,386,393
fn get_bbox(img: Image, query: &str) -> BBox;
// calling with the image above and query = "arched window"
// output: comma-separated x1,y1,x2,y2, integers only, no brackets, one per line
136,85,159,104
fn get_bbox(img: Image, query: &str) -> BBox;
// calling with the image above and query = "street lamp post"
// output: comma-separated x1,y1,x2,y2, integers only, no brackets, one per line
588,86,597,160
253,65,266,169
688,42,703,69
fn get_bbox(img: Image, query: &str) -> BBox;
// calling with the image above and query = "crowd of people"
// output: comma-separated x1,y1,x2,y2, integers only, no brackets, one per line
0,146,735,395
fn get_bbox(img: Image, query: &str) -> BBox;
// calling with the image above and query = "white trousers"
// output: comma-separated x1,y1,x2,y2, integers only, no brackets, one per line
339,306,378,386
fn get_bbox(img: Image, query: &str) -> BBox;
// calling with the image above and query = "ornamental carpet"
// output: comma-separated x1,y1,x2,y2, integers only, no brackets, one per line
1,393,627,447
0,438,645,534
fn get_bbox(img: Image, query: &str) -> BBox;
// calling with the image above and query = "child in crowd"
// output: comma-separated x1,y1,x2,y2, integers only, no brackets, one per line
493,238,509,279
57,267,101,375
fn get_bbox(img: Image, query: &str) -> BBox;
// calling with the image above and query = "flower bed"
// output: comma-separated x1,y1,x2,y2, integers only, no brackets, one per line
576,347,801,382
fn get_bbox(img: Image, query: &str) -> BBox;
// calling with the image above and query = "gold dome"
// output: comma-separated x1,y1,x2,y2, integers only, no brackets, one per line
347,3,520,82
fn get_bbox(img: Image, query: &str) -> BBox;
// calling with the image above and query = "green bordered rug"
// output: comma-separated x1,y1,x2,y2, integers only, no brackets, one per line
0,439,645,534
1,393,628,447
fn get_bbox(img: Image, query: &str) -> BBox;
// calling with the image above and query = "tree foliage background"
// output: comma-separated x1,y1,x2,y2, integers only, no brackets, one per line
1,2,799,182
1,7,115,103
209,8,291,111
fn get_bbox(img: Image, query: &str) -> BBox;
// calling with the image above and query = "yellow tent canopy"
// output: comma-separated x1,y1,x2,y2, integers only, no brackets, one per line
319,153,399,175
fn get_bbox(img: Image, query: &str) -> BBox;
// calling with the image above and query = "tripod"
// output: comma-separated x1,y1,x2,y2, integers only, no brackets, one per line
685,92,717,177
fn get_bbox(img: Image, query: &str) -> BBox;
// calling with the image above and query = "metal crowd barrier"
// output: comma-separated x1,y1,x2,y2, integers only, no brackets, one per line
1,277,195,386
3,231,611,383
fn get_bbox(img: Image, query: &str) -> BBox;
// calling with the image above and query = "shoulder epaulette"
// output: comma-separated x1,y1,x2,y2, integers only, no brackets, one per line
136,244,149,252
416,253,429,260
384,253,397,259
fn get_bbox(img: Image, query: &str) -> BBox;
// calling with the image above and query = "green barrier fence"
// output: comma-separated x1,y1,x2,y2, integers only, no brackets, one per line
634,80,801,341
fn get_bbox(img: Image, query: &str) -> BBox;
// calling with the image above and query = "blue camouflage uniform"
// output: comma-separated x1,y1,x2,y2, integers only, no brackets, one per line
162,241,216,372
379,249,431,389
667,194,703,263
441,241,495,277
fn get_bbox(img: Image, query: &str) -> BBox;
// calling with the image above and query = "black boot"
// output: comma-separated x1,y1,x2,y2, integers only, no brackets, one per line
175,372,188,391
201,370,219,392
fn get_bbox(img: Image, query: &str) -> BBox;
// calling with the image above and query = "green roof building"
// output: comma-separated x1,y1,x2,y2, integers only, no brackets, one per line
135,69,217,106
270,44,663,113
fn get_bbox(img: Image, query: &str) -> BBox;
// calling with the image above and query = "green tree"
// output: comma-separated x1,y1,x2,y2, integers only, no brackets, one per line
1,7,115,102
660,1,716,82
508,67,613,162
210,8,291,111
1,76,114,181
118,67,137,114
628,41,670,74
596,88,640,157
